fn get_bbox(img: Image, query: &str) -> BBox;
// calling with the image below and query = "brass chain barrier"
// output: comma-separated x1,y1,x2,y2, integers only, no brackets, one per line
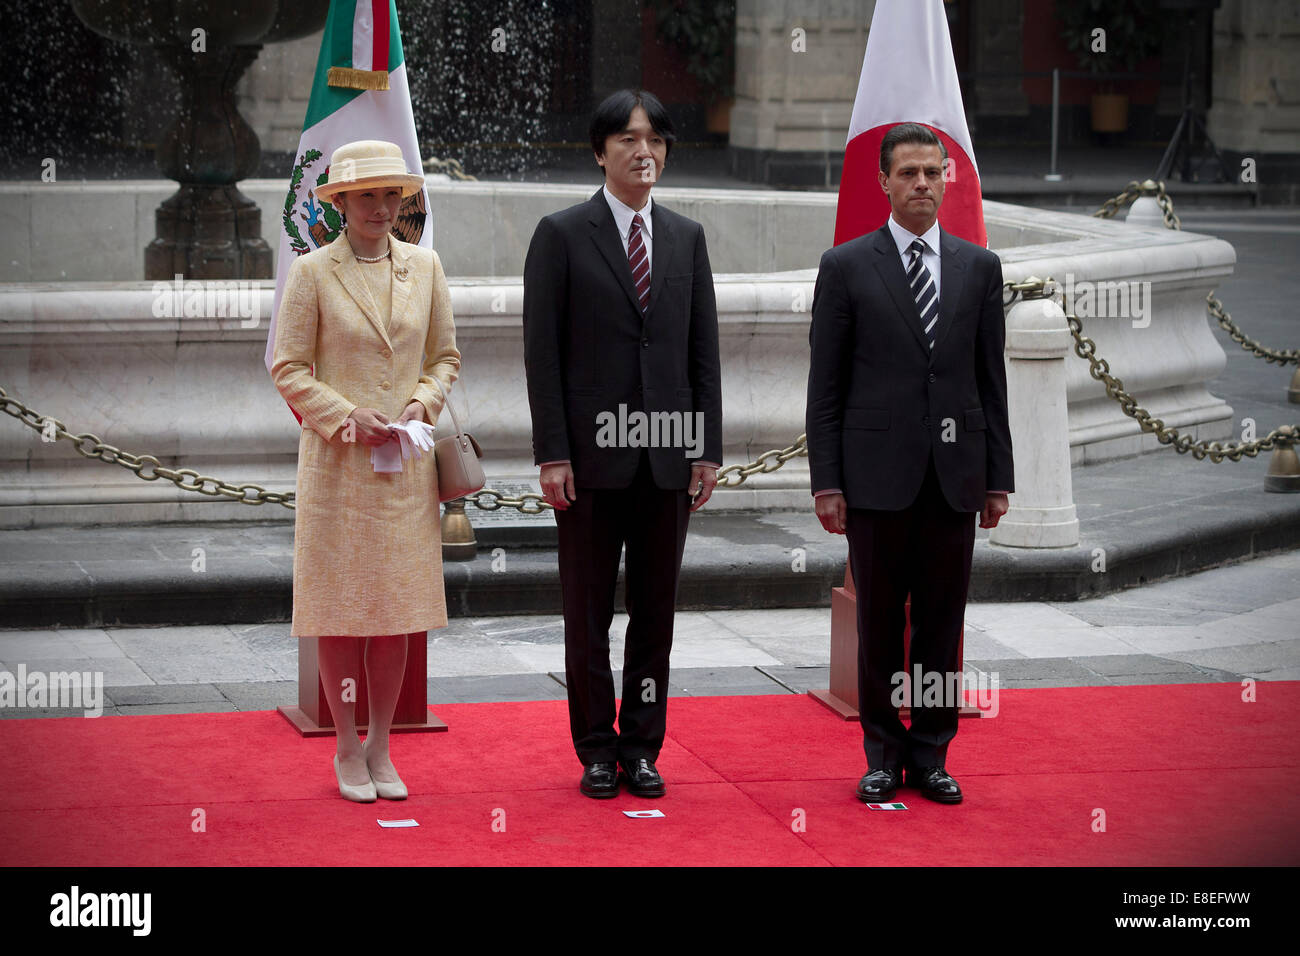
465,488,552,514
715,435,807,488
2,382,811,516
1092,178,1181,230
1005,280,1298,463
0,385,297,508
1206,292,1300,366
462,435,812,513
1092,180,1297,366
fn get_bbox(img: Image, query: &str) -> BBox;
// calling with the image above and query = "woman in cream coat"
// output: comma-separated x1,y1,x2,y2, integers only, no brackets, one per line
272,140,460,802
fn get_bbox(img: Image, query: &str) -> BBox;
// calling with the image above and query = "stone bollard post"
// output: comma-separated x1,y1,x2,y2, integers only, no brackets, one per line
990,281,1080,548
1125,195,1165,228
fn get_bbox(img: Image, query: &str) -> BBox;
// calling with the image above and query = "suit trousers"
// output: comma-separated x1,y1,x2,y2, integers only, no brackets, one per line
846,454,976,772
555,453,691,764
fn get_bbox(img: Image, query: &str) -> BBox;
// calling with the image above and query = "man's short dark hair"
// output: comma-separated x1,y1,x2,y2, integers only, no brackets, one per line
589,89,676,160
879,122,947,175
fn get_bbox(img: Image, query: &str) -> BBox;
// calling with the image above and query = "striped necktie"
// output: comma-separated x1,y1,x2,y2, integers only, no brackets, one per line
628,212,650,312
907,237,939,350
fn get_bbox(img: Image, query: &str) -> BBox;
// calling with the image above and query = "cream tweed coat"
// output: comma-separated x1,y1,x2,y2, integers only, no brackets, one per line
271,230,460,637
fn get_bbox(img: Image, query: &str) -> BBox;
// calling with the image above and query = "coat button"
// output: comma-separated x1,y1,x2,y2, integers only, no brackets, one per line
380,381,391,390
641,338,650,348
928,372,936,382
922,416,931,426
381,349,392,358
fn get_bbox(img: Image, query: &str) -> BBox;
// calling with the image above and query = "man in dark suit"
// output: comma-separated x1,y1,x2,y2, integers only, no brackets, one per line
522,89,722,799
806,123,1013,805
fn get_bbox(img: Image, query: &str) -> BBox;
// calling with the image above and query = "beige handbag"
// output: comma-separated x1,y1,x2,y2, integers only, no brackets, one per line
429,378,485,502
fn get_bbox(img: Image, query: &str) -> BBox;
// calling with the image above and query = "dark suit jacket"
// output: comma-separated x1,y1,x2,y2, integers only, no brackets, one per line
806,222,1014,513
523,189,722,490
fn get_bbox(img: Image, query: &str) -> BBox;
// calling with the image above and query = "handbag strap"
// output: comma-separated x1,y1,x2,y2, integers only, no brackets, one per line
428,377,468,438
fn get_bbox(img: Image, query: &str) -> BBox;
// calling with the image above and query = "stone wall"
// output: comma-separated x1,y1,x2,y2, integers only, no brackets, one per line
728,0,872,186
1207,0,1300,201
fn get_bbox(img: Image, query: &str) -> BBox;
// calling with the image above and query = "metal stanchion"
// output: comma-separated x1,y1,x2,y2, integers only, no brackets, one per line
1264,426,1300,493
441,497,478,560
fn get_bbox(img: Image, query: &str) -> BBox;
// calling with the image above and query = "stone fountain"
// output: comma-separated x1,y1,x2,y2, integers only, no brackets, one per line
69,0,328,279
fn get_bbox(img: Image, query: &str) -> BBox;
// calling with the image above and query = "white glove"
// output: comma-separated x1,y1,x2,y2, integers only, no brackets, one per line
371,421,436,473
404,420,437,454
394,420,436,460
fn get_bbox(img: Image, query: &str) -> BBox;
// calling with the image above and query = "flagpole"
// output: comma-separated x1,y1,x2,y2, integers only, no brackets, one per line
1045,67,1064,182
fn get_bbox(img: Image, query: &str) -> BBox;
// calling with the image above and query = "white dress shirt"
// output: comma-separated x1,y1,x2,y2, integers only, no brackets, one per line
604,184,653,272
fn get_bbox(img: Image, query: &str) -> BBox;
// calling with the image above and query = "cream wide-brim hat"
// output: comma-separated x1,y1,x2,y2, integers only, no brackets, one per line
313,140,425,203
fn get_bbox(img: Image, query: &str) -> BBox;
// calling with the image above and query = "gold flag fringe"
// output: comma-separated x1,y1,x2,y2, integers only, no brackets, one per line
327,66,390,91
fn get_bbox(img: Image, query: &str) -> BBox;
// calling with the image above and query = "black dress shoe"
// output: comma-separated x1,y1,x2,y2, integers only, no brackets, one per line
619,758,666,798
908,766,963,804
856,768,901,802
580,762,619,799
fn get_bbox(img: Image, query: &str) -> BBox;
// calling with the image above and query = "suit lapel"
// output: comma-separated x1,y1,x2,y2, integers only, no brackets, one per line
388,239,413,330
934,228,967,354
586,190,644,317
871,226,930,357
646,202,672,319
330,231,392,348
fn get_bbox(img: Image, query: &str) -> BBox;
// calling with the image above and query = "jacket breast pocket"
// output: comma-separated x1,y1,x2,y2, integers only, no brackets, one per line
663,273,691,297
964,408,987,431
656,274,692,320
843,407,890,430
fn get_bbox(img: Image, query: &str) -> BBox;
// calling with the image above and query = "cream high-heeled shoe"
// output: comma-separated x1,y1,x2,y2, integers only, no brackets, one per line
371,774,408,801
363,741,408,800
334,754,377,803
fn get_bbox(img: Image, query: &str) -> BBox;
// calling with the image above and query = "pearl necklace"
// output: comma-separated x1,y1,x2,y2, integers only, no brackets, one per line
355,249,391,263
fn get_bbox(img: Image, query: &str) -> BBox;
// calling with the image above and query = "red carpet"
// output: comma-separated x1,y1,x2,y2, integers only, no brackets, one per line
0,683,1296,866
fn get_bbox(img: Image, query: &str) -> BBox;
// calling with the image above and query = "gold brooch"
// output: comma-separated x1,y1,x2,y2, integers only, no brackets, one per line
394,265,408,282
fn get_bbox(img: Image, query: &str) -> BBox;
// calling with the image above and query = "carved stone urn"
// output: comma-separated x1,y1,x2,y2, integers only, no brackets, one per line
70,2,329,279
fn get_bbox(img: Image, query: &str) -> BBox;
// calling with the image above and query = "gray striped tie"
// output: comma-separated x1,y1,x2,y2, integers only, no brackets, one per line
907,237,938,350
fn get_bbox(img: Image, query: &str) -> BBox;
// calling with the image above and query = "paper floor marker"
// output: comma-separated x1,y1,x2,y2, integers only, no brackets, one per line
623,809,665,818
377,818,419,827
865,803,908,811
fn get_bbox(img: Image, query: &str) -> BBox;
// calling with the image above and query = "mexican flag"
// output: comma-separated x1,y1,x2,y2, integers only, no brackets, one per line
833,0,986,248
263,0,430,377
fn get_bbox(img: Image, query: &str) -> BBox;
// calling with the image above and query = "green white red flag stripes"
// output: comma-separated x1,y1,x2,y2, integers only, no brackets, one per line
833,0,986,248
263,0,430,383
346,0,389,76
